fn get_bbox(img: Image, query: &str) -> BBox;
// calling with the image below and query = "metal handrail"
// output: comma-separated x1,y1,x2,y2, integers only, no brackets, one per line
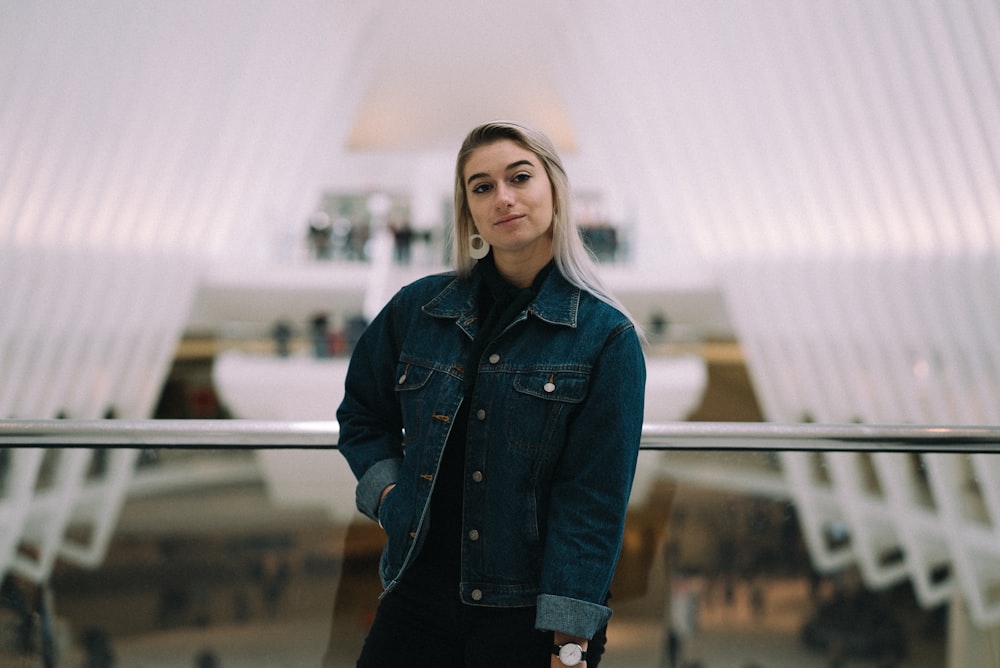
1,419,998,452
4,417,1000,632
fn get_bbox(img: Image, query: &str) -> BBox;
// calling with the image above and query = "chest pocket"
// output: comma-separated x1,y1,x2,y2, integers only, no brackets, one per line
393,362,435,445
507,370,589,453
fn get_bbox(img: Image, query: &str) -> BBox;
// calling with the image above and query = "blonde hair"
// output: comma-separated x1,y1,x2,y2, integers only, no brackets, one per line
452,120,640,331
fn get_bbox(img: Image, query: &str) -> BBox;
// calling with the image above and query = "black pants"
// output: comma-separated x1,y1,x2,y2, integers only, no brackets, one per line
356,579,606,668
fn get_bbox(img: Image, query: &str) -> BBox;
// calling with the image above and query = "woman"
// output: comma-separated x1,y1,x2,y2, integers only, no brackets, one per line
337,120,646,667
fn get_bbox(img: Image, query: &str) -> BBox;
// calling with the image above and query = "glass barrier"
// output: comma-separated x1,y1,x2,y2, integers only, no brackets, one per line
2,422,999,667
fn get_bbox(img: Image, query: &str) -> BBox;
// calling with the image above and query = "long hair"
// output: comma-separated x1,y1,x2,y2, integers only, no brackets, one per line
452,120,640,331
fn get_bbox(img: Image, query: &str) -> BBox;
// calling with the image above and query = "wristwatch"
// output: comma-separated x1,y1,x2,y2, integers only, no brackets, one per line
552,642,588,666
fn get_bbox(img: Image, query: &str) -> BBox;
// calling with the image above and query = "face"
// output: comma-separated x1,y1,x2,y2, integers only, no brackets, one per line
463,139,554,268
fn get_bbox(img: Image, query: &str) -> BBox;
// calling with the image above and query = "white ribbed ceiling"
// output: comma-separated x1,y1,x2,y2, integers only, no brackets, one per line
1,0,998,424
1,1,369,256
1,0,996,267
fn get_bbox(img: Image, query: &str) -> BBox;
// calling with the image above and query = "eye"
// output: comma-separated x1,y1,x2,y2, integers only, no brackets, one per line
511,171,532,184
470,182,492,195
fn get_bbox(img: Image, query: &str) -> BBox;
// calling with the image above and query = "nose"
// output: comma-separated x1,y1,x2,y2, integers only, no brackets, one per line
494,184,514,209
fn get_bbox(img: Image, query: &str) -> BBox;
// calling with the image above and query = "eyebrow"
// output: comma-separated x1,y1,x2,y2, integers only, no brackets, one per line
466,159,536,186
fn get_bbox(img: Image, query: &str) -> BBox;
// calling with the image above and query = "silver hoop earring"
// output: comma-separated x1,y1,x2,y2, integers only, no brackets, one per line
469,233,490,260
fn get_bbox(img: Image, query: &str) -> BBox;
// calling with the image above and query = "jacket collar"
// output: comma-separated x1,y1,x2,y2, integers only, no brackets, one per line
422,265,580,330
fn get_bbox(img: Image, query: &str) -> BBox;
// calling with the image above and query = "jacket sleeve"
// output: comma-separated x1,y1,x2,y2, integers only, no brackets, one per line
336,291,407,523
536,321,646,638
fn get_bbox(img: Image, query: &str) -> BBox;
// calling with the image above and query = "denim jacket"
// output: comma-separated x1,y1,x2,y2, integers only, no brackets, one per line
337,267,646,639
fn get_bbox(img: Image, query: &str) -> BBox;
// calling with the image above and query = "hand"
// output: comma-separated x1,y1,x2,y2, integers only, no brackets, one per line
551,632,588,668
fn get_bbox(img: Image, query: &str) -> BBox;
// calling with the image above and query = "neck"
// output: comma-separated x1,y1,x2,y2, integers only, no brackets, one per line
492,245,554,288
495,257,549,288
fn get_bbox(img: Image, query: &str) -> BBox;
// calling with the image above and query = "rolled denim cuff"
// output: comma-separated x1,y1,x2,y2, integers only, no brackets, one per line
535,593,611,639
355,457,401,522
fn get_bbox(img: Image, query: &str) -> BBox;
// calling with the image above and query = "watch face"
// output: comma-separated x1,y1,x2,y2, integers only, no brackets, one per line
558,643,583,665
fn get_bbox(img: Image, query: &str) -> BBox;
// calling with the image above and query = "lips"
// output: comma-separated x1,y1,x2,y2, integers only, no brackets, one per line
494,213,523,226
